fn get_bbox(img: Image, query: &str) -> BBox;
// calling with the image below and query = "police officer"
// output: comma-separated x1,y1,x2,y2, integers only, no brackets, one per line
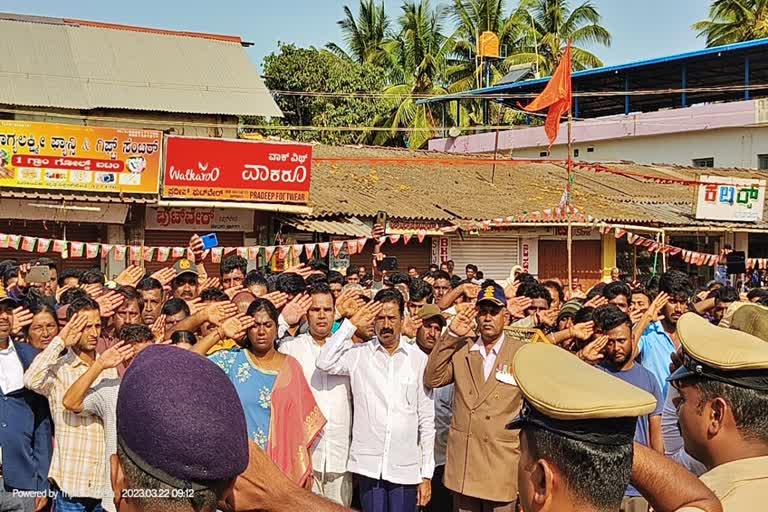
507,343,722,512
669,312,768,511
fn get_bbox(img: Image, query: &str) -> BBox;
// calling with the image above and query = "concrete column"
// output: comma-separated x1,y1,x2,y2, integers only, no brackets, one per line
105,225,126,279
734,232,749,257
601,234,617,282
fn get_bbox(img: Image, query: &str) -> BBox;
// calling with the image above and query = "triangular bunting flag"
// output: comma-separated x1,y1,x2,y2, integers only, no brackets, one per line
0,234,7,249
332,240,344,257
277,246,288,260
70,242,85,258
304,244,316,259
236,247,248,258
52,239,66,254
211,247,223,263
417,229,427,243
357,238,367,253
172,247,186,259
389,234,401,245
626,233,638,244
401,234,411,246
292,244,303,259
347,240,359,256
263,246,276,262
8,235,21,250
20,236,36,252
318,242,330,258
248,246,260,260
36,238,52,253
86,243,100,259
114,245,127,261
614,228,626,239
142,247,155,262
157,247,171,262
101,244,114,258
128,246,141,262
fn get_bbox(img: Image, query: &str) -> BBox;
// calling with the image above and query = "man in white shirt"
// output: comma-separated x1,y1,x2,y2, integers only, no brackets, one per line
279,283,353,506
317,288,435,512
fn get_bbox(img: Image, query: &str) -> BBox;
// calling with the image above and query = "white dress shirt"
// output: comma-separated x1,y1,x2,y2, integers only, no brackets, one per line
0,340,24,394
279,333,352,474
317,319,435,485
469,335,506,381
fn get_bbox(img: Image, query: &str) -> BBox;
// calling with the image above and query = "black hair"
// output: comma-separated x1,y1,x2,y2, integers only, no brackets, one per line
21,289,57,334
374,288,405,316
2,265,18,287
450,275,462,289
592,305,631,333
747,288,768,301
307,259,330,275
388,272,411,287
709,285,739,304
80,269,106,285
683,377,768,444
275,272,306,296
586,283,606,301
221,255,247,276
631,287,653,302
67,296,100,320
519,283,553,307
116,443,228,512
408,265,418,272
476,271,484,279
644,275,660,294
32,257,57,270
116,286,144,311
409,279,434,303
327,271,346,286
346,266,359,277
428,264,439,272
58,268,83,287
542,280,565,303
523,426,631,511
515,272,537,285
433,270,452,284
244,271,268,290
120,324,154,344
200,288,229,303
603,282,631,302
247,297,279,324
465,264,478,272
60,287,89,306
137,277,163,292
170,330,198,346
305,274,327,287
308,282,334,300
574,306,595,325
659,270,694,300
161,298,190,317
172,273,198,288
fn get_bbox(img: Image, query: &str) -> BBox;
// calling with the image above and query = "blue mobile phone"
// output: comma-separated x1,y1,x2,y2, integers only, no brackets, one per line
200,233,219,250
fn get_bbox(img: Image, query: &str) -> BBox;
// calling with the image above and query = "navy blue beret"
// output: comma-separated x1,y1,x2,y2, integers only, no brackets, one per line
116,345,248,487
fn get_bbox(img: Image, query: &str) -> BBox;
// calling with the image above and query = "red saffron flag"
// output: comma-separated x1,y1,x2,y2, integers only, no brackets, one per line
521,43,572,148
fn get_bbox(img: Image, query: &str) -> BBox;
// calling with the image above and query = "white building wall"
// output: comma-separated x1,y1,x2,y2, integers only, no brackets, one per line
508,127,768,169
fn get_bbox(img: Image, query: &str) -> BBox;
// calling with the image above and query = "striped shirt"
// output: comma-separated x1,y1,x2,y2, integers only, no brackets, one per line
24,336,116,499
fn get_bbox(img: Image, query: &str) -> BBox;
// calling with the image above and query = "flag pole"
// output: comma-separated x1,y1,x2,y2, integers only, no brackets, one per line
566,109,574,295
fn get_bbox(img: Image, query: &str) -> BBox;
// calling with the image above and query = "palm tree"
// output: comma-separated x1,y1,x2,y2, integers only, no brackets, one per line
509,0,611,75
693,0,768,47
327,0,391,65
365,0,464,149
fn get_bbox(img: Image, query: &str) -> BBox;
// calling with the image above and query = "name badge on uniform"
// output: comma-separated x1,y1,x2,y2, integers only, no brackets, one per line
495,364,517,386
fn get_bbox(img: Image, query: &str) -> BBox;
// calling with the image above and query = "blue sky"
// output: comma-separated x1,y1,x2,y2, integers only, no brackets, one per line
1,0,712,70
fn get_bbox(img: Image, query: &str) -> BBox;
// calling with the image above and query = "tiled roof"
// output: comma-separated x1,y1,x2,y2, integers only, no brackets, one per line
308,145,768,227
2,189,157,203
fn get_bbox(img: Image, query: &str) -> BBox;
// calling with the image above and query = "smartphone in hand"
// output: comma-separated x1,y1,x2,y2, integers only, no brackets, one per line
200,233,219,250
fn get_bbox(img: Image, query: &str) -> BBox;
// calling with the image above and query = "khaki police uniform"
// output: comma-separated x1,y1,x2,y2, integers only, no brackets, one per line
507,343,708,512
669,313,768,512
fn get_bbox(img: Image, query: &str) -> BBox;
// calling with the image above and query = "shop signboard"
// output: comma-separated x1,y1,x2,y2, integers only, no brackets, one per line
145,207,254,232
695,175,766,222
162,136,312,204
0,120,161,193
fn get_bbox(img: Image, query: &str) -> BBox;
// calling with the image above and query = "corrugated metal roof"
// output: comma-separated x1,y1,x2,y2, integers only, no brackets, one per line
1,189,157,203
279,216,372,237
0,14,282,117
306,145,768,227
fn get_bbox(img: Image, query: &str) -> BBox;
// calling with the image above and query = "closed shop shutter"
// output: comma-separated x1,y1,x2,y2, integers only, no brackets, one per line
0,220,103,272
143,230,244,277
350,238,432,276
449,234,520,281
539,240,602,288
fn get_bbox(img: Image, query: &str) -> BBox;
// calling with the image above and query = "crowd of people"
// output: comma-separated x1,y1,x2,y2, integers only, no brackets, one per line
0,232,765,512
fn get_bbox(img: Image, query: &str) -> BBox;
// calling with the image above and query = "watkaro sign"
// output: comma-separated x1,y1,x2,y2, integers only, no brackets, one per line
694,175,766,222
162,136,312,204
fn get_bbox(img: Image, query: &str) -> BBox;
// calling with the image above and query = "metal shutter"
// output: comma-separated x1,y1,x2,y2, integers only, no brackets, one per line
449,234,519,282
350,238,433,275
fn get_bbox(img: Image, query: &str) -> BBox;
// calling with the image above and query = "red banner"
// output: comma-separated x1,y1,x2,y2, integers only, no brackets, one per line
162,137,312,204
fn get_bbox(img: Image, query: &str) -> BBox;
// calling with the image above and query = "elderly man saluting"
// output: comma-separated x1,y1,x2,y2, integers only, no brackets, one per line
424,281,524,512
